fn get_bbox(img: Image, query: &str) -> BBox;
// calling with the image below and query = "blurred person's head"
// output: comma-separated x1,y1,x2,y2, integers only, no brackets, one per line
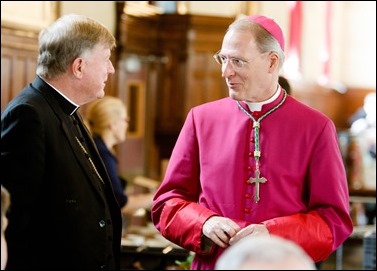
1,185,11,270
351,92,376,134
215,235,316,270
86,96,129,149
363,92,376,125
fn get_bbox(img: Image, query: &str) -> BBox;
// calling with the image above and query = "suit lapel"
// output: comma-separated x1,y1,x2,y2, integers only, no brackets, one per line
31,77,110,192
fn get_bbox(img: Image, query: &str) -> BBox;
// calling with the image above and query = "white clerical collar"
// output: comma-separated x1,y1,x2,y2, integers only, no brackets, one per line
39,76,80,114
245,86,281,112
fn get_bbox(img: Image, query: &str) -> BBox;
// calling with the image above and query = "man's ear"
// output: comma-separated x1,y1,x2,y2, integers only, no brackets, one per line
268,52,279,71
72,57,85,78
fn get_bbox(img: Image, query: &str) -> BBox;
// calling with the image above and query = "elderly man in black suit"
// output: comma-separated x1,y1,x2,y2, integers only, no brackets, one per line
1,14,122,270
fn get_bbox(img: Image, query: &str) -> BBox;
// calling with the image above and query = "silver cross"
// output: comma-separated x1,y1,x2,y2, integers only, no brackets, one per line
248,170,267,203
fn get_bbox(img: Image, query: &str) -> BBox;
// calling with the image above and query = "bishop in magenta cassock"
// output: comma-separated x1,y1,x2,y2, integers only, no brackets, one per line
151,15,353,270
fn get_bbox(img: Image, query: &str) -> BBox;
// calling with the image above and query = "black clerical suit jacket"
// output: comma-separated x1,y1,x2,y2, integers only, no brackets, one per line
1,76,122,270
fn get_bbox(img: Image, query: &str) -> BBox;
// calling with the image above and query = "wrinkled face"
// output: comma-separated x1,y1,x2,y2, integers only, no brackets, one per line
218,29,275,102
80,44,115,104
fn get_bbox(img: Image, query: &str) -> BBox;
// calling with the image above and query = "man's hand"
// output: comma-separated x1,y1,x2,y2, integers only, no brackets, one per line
229,223,269,245
202,216,241,248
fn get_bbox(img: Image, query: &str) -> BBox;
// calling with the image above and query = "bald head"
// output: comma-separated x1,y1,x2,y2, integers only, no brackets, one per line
215,235,317,270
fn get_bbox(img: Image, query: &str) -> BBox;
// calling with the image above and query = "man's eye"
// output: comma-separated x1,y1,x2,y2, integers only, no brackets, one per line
231,58,245,67
232,59,243,65
219,55,227,62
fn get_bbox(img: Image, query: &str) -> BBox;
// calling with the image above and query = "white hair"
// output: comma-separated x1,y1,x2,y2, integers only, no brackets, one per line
215,235,317,270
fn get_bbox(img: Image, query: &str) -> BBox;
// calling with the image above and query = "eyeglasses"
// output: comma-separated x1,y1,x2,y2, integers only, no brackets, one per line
213,50,249,70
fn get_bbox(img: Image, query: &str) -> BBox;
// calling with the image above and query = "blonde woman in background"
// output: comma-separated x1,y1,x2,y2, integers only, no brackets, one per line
85,96,154,221
86,96,129,209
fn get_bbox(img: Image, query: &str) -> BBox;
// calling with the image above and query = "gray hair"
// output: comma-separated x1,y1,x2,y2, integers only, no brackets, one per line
36,14,116,79
215,235,317,270
227,17,285,69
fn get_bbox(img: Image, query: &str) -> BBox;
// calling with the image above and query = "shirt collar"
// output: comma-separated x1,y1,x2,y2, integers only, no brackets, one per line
245,85,281,112
39,76,79,115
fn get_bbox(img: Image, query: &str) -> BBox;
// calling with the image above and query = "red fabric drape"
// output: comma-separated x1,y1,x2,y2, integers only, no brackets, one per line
321,1,332,84
286,1,302,79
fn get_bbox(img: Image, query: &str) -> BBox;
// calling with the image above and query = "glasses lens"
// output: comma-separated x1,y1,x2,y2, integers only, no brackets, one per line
213,51,246,69
213,53,223,65
231,59,244,69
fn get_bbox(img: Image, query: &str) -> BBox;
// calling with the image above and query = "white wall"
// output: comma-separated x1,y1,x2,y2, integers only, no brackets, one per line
188,1,243,17
259,1,376,88
1,1,58,30
338,1,376,88
59,1,116,35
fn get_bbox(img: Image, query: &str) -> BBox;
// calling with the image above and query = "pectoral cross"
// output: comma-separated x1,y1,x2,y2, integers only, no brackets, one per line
248,170,267,203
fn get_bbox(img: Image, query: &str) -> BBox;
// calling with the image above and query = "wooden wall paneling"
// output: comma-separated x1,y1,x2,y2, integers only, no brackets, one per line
152,14,191,175
184,51,228,115
117,13,243,179
291,82,376,131
1,25,39,110
151,14,235,178
185,52,207,111
153,14,234,174
143,63,160,179
117,13,161,180
115,55,149,181
156,14,234,131
119,14,160,55
126,80,145,138
1,54,12,109
155,14,189,136
291,82,344,129
184,52,227,114
184,15,233,116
